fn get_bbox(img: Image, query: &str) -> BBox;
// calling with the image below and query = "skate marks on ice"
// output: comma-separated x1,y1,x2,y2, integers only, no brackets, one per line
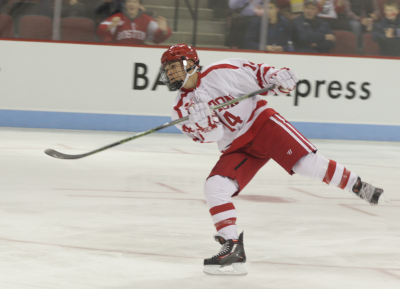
0,128,400,289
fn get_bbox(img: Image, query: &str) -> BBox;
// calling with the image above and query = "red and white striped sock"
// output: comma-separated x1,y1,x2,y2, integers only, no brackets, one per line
293,153,358,192
323,160,358,192
209,203,238,240
204,176,239,239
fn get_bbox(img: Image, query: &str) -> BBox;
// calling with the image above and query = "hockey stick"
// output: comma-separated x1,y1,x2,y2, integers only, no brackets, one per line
44,85,275,160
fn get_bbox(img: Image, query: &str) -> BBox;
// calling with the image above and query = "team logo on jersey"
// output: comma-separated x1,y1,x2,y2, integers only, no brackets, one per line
116,23,146,41
208,95,239,112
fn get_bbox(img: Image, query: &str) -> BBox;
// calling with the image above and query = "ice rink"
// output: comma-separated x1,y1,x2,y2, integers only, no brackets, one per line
0,127,399,289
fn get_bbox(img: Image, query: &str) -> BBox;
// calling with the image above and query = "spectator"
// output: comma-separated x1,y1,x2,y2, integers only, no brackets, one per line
346,0,380,47
278,0,304,21
244,0,293,51
372,0,400,56
226,0,263,48
62,0,87,17
317,0,350,30
97,0,171,45
292,0,336,52
94,0,124,21
209,0,231,19
229,0,263,16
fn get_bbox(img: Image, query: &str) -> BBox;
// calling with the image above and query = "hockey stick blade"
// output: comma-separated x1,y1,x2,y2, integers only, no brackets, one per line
45,148,93,159
44,85,275,160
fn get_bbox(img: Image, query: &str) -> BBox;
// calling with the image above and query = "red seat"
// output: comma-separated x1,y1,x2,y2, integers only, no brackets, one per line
363,33,380,55
19,15,52,40
61,17,95,42
329,30,358,55
0,14,14,38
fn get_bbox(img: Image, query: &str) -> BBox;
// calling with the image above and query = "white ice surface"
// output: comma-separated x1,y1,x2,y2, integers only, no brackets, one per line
0,127,399,289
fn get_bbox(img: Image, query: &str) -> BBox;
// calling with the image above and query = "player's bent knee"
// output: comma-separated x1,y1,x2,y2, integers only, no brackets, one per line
203,175,238,208
292,152,329,182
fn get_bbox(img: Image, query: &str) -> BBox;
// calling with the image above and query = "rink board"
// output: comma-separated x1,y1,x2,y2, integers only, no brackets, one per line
0,40,399,141
1,109,399,141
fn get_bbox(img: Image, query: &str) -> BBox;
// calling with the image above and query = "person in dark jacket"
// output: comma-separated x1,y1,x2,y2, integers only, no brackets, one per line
292,0,336,53
346,0,380,47
225,0,263,49
245,0,293,51
372,0,400,56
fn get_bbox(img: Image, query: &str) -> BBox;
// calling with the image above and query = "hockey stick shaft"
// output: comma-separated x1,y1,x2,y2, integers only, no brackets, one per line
44,85,275,159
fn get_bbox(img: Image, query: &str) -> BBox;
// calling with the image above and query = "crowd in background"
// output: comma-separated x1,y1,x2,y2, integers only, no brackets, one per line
0,0,172,45
222,0,400,56
0,0,399,56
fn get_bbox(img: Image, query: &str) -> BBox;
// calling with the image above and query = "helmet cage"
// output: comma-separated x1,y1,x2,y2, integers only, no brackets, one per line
160,56,199,91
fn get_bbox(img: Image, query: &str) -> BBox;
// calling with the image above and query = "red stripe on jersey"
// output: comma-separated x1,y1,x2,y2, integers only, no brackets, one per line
256,64,264,89
214,218,237,231
262,66,271,81
282,120,316,151
209,203,235,216
174,90,190,118
243,63,256,71
274,116,316,152
247,100,267,123
181,87,194,93
196,65,238,88
323,160,337,185
200,64,239,80
338,168,351,189
198,132,205,141
260,66,273,95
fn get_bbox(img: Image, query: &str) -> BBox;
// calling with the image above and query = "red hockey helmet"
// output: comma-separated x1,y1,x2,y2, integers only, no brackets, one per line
160,44,200,91
161,44,199,65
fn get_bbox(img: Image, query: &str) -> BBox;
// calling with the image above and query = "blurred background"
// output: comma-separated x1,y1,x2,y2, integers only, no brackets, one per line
0,0,399,56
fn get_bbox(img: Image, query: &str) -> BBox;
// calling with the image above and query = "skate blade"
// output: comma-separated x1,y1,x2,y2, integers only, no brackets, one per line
203,263,248,275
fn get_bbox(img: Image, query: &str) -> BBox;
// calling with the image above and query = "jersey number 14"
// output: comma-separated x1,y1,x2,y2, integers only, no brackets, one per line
222,111,243,132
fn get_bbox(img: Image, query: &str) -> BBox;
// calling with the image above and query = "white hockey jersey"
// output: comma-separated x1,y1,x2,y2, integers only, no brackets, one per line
171,58,289,154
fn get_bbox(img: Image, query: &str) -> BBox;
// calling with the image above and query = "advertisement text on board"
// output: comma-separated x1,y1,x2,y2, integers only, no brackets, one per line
132,62,371,107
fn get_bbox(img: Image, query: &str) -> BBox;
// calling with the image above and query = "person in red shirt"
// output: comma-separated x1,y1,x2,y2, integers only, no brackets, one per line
97,0,172,45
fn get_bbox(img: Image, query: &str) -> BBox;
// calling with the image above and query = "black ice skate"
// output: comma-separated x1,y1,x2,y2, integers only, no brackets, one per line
352,177,384,205
203,232,247,275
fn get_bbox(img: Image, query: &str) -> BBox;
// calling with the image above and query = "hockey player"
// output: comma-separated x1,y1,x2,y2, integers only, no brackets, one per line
160,44,384,275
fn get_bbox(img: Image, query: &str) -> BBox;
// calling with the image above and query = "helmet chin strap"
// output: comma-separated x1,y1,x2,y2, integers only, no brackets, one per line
181,58,198,89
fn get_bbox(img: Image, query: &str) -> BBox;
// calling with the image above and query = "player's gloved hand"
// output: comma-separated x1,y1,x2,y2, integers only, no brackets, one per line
188,103,218,132
269,68,298,92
